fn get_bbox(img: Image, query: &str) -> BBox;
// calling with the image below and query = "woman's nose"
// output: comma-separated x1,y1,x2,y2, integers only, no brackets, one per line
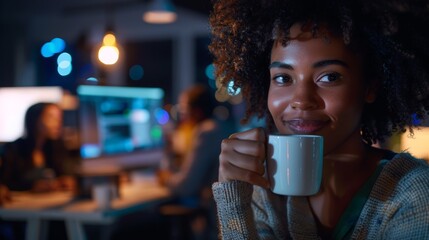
289,82,320,110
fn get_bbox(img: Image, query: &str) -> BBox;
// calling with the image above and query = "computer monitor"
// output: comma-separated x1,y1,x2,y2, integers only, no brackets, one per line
76,85,168,170
0,86,63,142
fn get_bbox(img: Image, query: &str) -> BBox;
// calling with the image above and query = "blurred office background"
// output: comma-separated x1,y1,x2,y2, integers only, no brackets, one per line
1,0,213,102
0,0,260,166
0,2,244,239
0,0,427,160
0,1,427,239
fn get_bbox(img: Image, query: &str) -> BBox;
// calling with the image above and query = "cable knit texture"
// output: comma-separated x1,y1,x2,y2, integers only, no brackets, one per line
212,152,429,239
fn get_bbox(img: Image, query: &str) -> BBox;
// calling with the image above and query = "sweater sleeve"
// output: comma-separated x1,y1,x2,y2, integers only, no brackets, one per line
212,181,284,240
212,180,258,240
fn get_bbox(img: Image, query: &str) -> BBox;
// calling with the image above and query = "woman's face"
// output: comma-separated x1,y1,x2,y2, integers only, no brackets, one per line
39,104,63,140
268,23,374,155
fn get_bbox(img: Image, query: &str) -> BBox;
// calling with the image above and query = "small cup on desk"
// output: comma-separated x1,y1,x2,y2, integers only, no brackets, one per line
92,184,114,210
266,134,324,196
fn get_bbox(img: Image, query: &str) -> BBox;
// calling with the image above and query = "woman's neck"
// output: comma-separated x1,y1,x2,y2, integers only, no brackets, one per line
308,130,385,231
321,136,383,197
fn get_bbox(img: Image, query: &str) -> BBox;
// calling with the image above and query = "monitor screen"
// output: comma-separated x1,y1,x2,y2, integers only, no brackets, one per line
0,86,63,142
77,85,167,165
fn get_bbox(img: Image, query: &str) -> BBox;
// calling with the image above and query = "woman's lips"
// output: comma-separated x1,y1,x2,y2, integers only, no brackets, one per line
284,119,328,134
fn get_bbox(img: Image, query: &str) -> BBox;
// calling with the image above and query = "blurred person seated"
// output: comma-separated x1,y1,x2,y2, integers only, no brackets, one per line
109,84,235,240
158,84,234,199
0,102,77,239
0,102,76,194
159,84,236,239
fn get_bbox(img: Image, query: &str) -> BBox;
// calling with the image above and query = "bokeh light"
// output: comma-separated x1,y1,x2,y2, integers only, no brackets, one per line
86,77,98,82
205,63,215,80
129,65,144,80
40,37,66,58
57,64,72,76
227,80,241,96
131,109,150,123
57,52,71,64
155,108,169,125
98,33,120,65
98,46,119,65
41,42,55,58
150,126,163,140
57,52,72,76
50,38,66,53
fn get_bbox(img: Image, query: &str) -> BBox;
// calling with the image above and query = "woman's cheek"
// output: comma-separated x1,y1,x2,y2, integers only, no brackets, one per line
268,89,289,117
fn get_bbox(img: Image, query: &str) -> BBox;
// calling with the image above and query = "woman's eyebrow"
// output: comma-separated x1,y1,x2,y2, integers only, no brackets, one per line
269,62,293,69
269,59,349,69
313,59,349,68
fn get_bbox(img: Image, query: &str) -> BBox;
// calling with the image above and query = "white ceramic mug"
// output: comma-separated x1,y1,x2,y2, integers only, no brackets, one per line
266,134,323,196
92,183,114,210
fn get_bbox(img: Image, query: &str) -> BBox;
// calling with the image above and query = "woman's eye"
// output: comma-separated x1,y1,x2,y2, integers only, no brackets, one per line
318,73,342,83
272,74,292,85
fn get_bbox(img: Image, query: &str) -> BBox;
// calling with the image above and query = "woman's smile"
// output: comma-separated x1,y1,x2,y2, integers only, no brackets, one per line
283,119,329,134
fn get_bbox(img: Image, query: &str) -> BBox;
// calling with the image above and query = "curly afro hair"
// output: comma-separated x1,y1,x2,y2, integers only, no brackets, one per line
209,0,429,144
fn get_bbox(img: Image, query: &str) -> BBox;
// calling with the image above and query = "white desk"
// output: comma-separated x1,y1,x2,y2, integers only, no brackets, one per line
0,176,171,240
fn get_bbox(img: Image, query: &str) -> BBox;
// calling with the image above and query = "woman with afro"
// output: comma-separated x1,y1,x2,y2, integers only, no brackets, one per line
210,0,429,239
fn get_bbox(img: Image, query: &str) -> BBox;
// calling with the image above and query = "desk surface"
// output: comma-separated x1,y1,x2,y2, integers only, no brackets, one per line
0,175,171,223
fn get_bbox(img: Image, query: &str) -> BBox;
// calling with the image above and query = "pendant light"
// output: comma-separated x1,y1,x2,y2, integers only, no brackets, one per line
143,0,177,24
98,27,120,65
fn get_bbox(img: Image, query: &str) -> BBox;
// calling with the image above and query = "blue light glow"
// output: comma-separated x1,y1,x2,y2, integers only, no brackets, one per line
41,42,55,58
155,108,169,125
80,144,101,158
51,38,66,53
57,52,72,74
57,52,72,64
129,65,144,80
227,80,241,96
205,63,215,80
77,85,164,99
58,61,71,69
412,113,422,125
86,77,98,82
40,38,66,58
57,64,72,76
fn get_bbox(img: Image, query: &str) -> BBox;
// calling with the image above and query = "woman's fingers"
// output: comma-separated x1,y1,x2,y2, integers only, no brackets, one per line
219,159,269,188
221,138,266,175
218,128,270,188
229,127,266,142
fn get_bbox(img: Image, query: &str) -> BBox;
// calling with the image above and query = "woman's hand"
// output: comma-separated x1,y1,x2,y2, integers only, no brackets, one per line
218,127,270,188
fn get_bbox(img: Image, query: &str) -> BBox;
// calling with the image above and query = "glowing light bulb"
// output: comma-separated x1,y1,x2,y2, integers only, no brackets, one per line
143,0,177,24
98,33,120,65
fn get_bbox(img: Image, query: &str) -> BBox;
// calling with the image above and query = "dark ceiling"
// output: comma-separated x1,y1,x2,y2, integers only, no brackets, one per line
174,0,212,16
1,0,212,20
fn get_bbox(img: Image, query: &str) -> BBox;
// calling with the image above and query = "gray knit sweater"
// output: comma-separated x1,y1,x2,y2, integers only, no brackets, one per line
212,153,429,239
